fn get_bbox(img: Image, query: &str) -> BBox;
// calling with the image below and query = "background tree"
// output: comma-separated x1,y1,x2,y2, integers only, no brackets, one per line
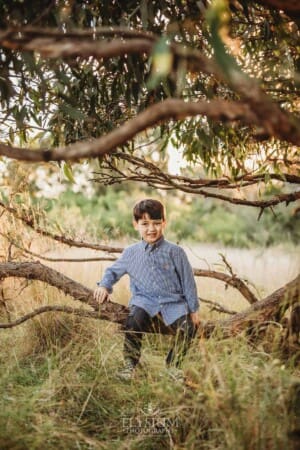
0,0,299,209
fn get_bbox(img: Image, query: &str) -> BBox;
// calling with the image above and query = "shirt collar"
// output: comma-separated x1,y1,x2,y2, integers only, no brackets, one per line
142,236,165,252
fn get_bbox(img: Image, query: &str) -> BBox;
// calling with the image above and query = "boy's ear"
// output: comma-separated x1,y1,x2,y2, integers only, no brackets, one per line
133,220,139,230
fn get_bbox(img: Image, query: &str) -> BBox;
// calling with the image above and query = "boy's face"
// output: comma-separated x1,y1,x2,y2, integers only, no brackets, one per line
134,213,166,244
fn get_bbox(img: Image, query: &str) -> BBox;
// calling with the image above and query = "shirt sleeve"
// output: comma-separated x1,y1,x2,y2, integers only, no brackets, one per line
97,249,129,293
174,247,199,313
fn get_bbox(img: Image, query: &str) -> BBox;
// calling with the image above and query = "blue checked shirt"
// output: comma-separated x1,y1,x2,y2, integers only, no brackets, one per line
97,236,199,325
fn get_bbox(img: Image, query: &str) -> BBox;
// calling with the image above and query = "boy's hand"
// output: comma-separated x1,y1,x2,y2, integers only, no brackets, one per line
94,286,110,304
190,311,200,328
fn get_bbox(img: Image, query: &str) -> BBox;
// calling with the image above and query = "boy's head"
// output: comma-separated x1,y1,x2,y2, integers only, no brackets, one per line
133,199,165,222
133,199,166,244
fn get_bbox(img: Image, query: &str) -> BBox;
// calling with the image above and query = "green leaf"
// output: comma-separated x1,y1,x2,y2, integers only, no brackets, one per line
206,0,244,82
8,127,14,144
56,69,70,84
30,110,42,126
60,104,85,120
19,129,27,144
22,52,36,73
15,106,27,128
63,162,75,183
147,36,173,90
264,172,271,184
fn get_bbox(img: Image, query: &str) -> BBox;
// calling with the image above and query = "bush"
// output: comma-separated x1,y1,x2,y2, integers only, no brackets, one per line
44,187,299,247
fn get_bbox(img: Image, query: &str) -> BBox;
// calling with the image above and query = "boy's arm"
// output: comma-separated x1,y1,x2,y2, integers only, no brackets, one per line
175,247,200,318
94,249,128,304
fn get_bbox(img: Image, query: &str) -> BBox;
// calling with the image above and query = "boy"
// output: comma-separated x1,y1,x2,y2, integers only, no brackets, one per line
94,198,200,381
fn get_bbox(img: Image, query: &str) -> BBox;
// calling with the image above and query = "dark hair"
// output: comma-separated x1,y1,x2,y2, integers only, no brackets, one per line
133,199,165,221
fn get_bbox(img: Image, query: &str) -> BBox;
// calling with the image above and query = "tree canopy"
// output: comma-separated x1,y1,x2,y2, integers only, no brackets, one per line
0,0,299,209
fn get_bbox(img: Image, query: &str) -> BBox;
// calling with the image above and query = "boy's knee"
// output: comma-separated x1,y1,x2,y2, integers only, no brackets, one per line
126,315,141,332
125,306,150,332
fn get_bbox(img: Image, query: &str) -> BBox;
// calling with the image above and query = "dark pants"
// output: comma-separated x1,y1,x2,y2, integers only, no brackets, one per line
124,306,197,368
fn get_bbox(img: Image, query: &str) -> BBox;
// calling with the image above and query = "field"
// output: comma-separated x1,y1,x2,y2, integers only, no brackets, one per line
0,237,299,449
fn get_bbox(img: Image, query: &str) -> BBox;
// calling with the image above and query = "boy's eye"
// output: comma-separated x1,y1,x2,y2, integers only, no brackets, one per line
140,221,162,226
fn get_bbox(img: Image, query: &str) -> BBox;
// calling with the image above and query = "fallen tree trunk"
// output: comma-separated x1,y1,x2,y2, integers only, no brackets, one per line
0,261,299,337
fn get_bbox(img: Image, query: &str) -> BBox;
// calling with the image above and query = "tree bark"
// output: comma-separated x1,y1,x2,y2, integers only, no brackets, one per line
204,274,300,338
194,269,258,304
251,0,300,15
0,261,299,338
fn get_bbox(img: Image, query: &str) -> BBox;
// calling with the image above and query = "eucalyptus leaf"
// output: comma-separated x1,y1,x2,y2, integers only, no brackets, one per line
60,104,86,120
63,162,75,183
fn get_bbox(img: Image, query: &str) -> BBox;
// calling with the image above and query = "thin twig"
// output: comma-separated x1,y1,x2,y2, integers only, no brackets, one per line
0,202,123,253
219,253,235,277
1,235,117,262
0,305,101,329
200,297,237,315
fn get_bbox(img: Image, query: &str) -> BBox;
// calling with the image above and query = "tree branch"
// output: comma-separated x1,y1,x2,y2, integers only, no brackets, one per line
0,99,262,162
0,33,153,59
0,298,236,330
1,97,299,165
93,152,300,208
1,27,299,146
193,268,258,304
200,297,237,315
250,0,300,14
1,235,117,263
0,261,298,339
1,26,157,41
0,256,257,309
0,261,95,303
212,273,300,338
0,201,123,254
0,305,102,329
99,152,300,187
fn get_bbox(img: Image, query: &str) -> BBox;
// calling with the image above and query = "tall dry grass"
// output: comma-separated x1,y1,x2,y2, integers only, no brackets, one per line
0,226,299,449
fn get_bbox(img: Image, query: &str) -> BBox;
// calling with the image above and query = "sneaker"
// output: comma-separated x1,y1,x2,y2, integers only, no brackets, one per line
166,367,185,383
117,359,135,381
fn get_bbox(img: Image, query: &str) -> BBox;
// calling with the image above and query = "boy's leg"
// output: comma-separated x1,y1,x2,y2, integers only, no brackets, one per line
165,315,197,368
124,305,152,366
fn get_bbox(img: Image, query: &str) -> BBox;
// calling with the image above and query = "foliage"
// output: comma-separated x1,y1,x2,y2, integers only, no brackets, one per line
47,187,135,240
0,0,299,191
45,187,300,247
